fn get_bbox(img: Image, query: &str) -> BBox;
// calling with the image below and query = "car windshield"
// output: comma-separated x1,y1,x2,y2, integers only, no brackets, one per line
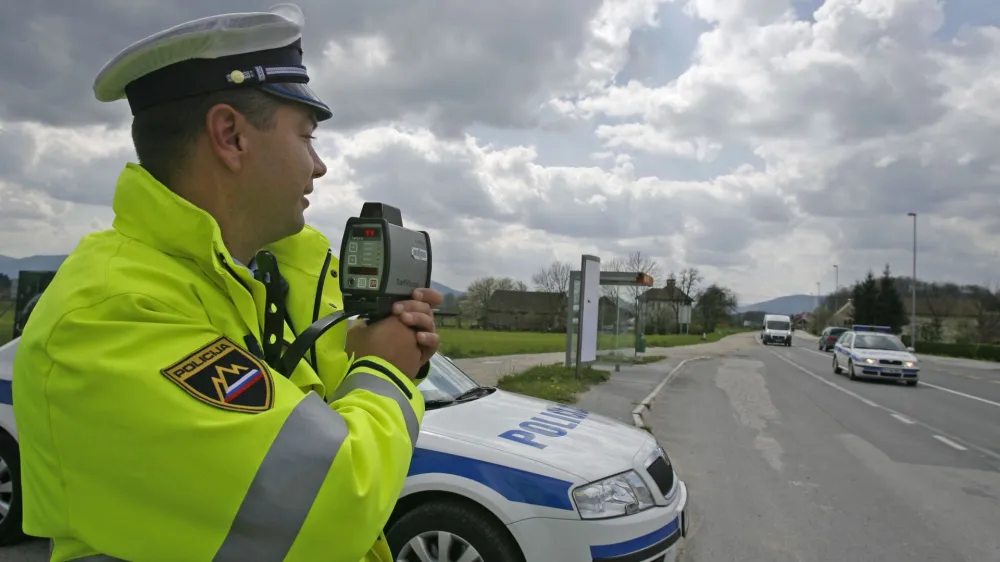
418,354,482,402
853,333,907,351
766,321,790,330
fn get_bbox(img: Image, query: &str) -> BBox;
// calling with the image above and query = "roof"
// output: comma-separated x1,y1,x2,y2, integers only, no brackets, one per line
639,285,693,304
486,290,566,314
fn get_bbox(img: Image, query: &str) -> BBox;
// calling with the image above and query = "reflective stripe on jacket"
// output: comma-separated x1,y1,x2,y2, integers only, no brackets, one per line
12,163,424,561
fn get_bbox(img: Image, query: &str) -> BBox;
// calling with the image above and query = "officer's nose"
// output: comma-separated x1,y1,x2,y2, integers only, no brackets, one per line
311,146,327,180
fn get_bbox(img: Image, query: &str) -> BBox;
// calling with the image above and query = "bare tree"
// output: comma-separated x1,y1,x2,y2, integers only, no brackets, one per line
663,267,702,333
622,251,661,304
531,261,572,294
600,256,627,301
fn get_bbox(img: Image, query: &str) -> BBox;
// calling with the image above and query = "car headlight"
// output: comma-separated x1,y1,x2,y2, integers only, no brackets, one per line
904,361,916,368
573,470,655,519
864,358,876,364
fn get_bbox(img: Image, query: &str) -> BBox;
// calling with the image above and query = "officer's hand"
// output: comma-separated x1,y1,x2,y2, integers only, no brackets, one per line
392,288,443,364
346,316,424,380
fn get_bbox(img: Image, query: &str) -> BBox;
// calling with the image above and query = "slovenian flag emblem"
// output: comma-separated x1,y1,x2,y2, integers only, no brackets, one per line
225,368,264,403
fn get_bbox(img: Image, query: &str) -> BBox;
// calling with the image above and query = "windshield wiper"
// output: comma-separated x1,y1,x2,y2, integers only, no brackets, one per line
454,386,496,401
423,386,496,410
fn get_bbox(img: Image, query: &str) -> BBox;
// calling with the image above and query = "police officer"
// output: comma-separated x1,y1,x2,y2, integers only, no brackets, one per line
12,4,442,561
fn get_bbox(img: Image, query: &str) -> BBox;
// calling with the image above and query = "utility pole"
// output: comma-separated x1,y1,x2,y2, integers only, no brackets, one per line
908,212,917,349
816,281,821,310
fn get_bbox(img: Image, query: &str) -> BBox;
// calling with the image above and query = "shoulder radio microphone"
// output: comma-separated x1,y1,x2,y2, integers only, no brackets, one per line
275,203,432,375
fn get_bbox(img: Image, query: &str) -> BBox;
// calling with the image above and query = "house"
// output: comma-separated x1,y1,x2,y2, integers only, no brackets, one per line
598,295,636,331
485,290,567,332
792,312,812,331
638,279,694,334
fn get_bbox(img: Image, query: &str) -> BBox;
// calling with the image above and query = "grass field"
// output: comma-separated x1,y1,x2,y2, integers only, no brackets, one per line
496,363,610,404
436,327,747,359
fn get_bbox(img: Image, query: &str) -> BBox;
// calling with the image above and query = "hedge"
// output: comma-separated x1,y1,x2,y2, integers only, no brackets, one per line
899,335,1000,362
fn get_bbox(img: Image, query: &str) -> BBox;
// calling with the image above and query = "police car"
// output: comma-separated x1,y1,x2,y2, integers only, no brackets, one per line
0,337,688,561
831,325,920,386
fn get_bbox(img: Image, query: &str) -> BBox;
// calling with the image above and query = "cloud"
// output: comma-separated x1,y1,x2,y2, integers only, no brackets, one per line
1,0,999,307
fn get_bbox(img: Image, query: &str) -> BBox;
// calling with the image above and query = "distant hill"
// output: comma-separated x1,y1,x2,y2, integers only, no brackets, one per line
737,293,819,316
0,254,464,297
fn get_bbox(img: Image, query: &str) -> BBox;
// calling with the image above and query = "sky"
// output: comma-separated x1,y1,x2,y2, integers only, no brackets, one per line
0,0,998,305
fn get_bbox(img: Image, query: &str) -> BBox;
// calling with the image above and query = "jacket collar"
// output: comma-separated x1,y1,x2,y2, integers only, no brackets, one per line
111,163,332,278
112,163,230,268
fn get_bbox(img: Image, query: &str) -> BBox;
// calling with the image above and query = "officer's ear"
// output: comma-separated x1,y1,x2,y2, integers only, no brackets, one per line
204,103,247,172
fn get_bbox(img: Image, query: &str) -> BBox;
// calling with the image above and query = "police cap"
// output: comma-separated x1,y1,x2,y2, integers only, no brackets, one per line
93,3,332,121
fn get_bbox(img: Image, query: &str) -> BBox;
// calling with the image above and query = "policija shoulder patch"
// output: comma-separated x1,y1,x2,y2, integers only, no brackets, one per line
161,336,274,414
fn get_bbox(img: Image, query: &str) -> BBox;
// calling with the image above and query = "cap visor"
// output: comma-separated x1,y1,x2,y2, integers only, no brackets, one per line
259,82,332,121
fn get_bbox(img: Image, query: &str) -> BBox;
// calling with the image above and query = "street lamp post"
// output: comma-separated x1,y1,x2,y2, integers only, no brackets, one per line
833,264,839,312
816,281,821,310
907,212,917,350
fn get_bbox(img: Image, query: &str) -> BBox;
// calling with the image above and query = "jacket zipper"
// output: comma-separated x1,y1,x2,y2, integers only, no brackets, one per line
219,254,268,361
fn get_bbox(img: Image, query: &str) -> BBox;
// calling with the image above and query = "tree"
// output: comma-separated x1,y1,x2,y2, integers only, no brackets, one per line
875,264,907,332
462,276,528,326
664,267,701,334
969,284,1000,343
606,251,660,304
851,270,880,325
695,284,738,332
531,261,572,294
0,273,10,294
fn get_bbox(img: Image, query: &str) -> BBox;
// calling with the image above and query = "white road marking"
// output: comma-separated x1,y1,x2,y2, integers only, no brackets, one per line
932,435,968,451
757,341,1000,461
918,381,1000,409
892,414,916,424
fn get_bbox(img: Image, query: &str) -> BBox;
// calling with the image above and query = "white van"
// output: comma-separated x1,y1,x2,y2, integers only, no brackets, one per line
761,314,793,346
0,338,688,561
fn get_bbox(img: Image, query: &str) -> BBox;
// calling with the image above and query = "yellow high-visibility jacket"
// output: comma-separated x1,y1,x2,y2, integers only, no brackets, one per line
12,163,424,562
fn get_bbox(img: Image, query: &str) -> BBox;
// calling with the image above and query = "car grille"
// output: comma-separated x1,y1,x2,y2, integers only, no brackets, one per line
646,455,674,497
879,359,903,365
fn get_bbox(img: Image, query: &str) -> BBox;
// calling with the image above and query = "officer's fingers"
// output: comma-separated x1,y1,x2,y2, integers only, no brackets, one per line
399,311,435,333
417,331,440,362
412,288,444,307
417,330,439,349
393,300,433,317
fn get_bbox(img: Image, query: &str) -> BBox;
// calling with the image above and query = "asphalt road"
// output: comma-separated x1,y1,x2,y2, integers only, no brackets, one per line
650,337,1000,562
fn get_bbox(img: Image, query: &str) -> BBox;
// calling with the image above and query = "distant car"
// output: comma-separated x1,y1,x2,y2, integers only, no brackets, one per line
817,326,848,352
760,314,793,346
832,325,919,386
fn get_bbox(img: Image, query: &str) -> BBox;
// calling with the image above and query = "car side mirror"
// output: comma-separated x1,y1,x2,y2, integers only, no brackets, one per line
907,347,914,353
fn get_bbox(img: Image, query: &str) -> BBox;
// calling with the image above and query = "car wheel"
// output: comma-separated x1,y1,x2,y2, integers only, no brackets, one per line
848,360,857,381
906,380,918,386
832,356,841,374
0,431,26,546
387,499,524,562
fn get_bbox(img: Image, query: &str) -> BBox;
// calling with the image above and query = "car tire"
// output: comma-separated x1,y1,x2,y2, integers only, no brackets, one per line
906,380,918,386
832,356,841,374
0,431,26,546
848,360,858,381
387,498,525,562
